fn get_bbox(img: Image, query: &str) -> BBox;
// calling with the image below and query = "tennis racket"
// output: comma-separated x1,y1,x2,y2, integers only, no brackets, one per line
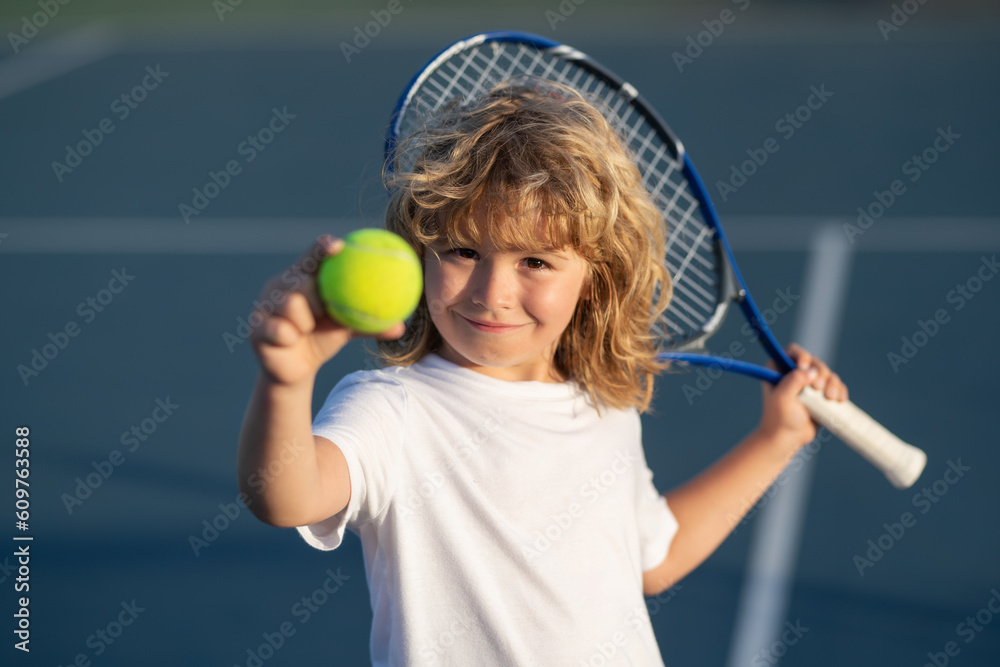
384,31,927,489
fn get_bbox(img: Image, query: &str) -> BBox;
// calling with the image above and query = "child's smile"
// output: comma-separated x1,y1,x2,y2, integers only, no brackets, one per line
457,315,528,334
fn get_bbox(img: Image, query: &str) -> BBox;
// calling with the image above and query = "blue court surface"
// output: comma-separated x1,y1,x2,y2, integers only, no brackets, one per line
1,2,999,665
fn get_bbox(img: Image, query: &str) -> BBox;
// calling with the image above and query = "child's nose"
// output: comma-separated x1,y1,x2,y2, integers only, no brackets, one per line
471,262,515,309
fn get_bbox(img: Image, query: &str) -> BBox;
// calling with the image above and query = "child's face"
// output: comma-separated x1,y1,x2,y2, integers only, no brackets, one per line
424,218,589,383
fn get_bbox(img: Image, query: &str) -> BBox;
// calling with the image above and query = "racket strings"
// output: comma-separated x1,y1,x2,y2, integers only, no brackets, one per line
394,40,724,350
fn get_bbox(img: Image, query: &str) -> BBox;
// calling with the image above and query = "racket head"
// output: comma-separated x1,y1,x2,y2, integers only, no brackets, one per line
384,31,788,365
385,33,928,490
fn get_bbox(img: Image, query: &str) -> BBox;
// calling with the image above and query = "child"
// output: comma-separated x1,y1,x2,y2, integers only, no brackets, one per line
237,81,847,665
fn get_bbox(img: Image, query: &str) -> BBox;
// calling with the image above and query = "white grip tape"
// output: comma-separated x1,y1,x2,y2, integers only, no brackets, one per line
798,386,927,489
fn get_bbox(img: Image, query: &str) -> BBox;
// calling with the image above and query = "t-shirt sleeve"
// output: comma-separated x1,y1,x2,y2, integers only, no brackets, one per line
296,370,407,551
635,465,678,571
631,418,679,572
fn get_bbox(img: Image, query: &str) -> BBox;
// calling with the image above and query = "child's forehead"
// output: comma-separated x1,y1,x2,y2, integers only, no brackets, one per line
439,204,576,252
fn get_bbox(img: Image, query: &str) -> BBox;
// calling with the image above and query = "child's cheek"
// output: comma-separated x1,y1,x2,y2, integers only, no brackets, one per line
443,272,468,302
536,286,581,323
426,263,466,314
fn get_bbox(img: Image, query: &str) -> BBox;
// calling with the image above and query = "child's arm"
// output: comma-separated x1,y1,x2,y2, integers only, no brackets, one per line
236,237,404,528
642,345,847,595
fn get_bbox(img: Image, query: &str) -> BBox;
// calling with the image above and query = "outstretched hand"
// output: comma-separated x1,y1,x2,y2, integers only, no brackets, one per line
758,343,849,451
250,236,406,387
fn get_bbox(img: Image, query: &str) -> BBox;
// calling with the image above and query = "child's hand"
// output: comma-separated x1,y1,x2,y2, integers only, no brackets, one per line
249,236,406,387
757,343,849,452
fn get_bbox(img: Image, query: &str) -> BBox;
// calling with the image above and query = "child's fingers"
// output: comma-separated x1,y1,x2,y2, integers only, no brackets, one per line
298,236,342,316
785,343,848,402
277,291,322,337
252,236,409,348
773,367,814,403
785,343,813,370
758,368,817,446
823,372,849,402
251,278,318,344
261,286,406,345
253,314,301,347
299,235,340,270
286,288,406,341
256,237,340,321
249,292,320,347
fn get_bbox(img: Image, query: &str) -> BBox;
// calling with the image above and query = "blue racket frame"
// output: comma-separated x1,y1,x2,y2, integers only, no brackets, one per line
385,30,796,386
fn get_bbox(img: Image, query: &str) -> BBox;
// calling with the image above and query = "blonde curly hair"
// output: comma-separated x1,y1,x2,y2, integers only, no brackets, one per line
378,79,671,413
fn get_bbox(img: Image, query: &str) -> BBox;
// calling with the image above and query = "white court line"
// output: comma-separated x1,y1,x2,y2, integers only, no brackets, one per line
0,21,119,101
725,223,854,666
0,217,997,253
722,216,1000,252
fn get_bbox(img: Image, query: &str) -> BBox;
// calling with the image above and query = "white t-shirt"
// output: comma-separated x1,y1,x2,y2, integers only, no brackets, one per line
298,353,678,666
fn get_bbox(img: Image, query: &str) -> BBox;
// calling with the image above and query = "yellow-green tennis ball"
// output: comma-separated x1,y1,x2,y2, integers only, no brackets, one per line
317,229,422,334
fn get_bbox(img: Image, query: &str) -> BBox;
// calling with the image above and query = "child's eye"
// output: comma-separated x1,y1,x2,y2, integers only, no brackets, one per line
452,248,478,259
524,257,548,270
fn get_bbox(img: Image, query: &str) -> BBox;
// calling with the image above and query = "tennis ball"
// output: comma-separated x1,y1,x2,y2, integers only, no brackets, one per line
317,229,423,334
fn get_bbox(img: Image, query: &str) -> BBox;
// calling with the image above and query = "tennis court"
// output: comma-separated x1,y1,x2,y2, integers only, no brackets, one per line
2,1,998,664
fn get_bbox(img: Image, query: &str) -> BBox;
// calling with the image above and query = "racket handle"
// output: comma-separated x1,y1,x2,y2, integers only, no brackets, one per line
798,386,927,489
